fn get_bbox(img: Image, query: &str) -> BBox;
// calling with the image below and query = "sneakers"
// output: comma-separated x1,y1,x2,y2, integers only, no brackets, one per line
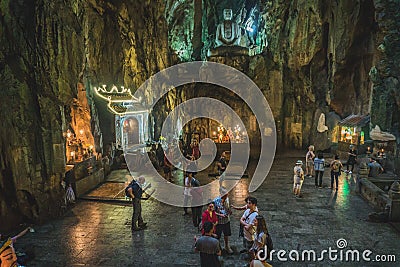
226,246,234,254
132,223,147,231
349,171,352,174
138,222,147,228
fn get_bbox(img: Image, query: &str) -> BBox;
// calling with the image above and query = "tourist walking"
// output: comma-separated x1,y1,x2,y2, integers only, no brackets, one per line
191,139,200,160
330,155,343,190
249,215,273,267
217,152,227,176
293,160,305,198
163,148,174,182
194,221,222,267
314,153,325,188
201,202,218,236
240,197,258,254
368,158,384,178
191,177,203,228
126,176,147,231
213,188,233,254
305,145,315,177
346,145,357,174
183,172,193,216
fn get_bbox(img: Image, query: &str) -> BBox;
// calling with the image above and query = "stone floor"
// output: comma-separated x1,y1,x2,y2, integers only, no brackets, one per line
15,150,400,266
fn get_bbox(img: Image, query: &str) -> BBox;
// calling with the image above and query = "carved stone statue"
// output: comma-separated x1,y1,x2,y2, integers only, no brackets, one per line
215,9,241,47
370,125,396,141
317,113,328,133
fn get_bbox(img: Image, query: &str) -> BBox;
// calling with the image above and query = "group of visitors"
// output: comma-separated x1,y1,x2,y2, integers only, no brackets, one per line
295,142,387,197
293,144,364,197
160,138,201,183
128,137,274,266
193,189,272,267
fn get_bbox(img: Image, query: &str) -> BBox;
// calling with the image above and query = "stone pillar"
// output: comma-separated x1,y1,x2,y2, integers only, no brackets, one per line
388,181,400,221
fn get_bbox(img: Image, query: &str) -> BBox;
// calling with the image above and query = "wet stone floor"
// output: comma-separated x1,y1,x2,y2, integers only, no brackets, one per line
16,151,400,266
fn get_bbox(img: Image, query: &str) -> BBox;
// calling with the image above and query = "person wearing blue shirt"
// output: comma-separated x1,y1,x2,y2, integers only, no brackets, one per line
314,153,325,188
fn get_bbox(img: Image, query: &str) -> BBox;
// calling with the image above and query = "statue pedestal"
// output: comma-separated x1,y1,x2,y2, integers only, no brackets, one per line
208,45,249,57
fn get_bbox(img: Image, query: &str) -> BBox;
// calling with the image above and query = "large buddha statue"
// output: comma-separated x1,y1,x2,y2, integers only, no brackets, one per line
215,9,241,47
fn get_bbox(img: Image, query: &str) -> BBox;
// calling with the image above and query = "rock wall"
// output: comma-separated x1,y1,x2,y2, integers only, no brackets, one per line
0,0,172,230
370,0,400,138
0,0,85,230
198,0,386,149
256,0,378,149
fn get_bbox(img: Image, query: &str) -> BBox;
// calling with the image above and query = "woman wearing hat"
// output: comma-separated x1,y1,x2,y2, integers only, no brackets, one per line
293,160,305,198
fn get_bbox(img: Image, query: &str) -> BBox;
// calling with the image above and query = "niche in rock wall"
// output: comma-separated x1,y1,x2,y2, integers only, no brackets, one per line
285,117,302,148
65,83,96,163
123,117,140,145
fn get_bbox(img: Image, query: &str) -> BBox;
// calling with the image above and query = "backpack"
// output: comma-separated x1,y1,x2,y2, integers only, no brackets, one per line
239,211,257,237
198,221,203,232
125,180,138,198
332,161,340,171
191,178,200,187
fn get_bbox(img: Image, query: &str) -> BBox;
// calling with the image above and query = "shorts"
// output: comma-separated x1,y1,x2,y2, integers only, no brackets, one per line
293,183,302,190
293,175,301,184
215,221,232,238
293,177,303,190
306,161,313,167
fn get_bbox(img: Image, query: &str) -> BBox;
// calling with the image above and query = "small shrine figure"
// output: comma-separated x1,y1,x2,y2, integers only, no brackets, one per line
227,127,234,141
215,9,241,47
218,132,224,143
222,135,230,143
244,7,257,47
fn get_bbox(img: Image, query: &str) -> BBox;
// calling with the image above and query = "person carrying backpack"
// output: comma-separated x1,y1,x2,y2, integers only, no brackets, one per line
330,155,343,190
191,176,203,229
126,176,147,231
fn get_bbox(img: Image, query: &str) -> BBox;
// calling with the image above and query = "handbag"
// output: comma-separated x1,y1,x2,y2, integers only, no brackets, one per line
239,210,257,237
66,185,76,204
